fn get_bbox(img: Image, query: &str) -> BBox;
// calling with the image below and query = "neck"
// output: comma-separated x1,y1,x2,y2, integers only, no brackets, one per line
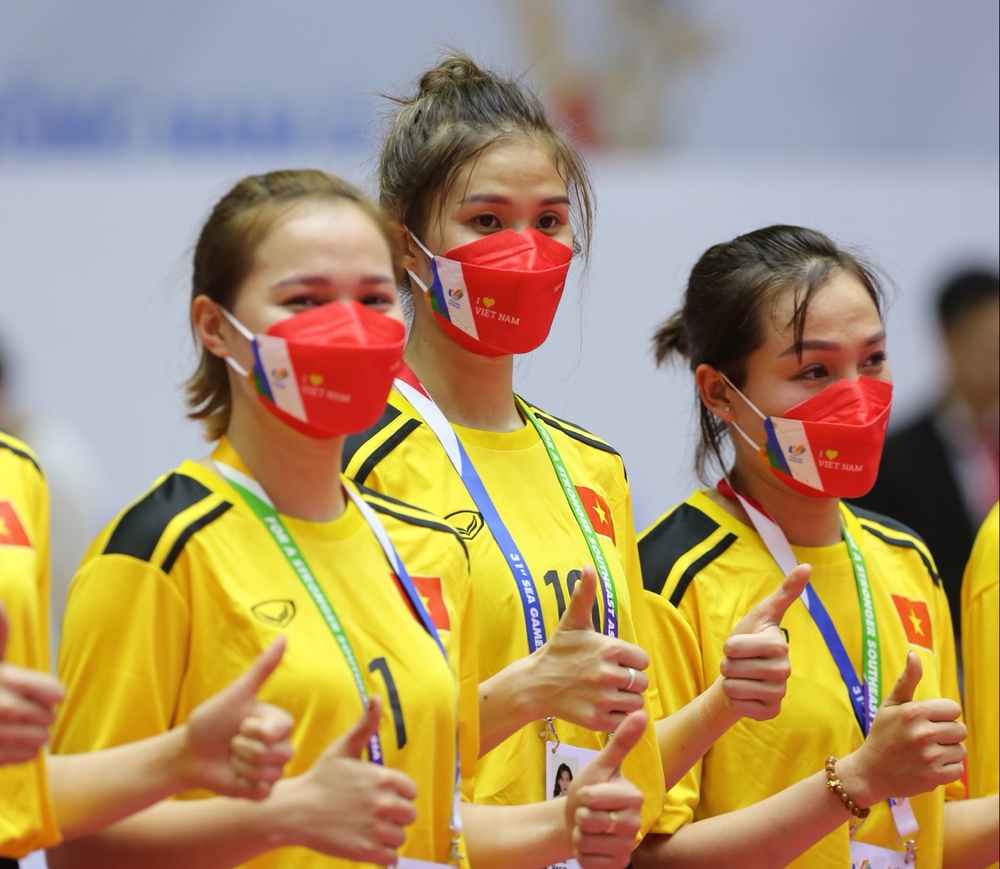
405,303,522,432
728,462,843,547
224,399,346,522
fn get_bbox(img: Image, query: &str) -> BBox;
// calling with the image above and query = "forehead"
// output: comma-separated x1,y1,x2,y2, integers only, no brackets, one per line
445,137,567,201
768,269,881,341
254,199,392,268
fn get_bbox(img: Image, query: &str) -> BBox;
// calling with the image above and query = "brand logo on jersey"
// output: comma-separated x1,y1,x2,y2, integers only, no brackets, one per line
891,594,933,650
0,500,31,548
575,487,616,545
252,599,297,627
445,509,486,540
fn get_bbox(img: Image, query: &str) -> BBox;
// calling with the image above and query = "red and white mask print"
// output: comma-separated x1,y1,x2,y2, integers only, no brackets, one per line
724,374,894,499
222,301,406,439
406,228,573,357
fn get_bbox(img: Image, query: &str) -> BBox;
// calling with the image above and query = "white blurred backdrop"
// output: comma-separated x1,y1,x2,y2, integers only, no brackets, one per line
0,0,997,652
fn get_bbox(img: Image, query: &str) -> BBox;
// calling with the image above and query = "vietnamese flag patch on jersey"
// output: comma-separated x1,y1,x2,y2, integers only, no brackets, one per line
891,594,933,650
576,486,616,545
412,575,451,632
0,500,31,547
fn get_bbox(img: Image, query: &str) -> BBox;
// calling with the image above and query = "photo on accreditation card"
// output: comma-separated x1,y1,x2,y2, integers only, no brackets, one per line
546,743,597,869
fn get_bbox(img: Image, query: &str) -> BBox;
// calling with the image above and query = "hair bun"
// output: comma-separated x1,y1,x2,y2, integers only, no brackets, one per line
418,53,490,95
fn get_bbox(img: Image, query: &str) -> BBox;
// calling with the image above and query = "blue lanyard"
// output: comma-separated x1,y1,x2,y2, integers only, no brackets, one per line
717,481,880,736
394,374,548,653
800,577,872,735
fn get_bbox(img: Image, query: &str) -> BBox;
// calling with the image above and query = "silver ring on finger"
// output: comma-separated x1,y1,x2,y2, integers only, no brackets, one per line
623,666,637,692
607,810,619,835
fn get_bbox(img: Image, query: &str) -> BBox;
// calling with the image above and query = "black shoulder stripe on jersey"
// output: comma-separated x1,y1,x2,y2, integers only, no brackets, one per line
669,534,738,608
849,506,926,542
104,474,214,563
0,437,42,475
160,501,233,574
366,500,469,559
860,524,942,588
355,482,424,512
343,404,402,471
639,503,721,595
529,407,620,458
349,418,422,486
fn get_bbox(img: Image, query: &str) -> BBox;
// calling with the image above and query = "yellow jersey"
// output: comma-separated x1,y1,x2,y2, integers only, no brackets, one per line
640,491,964,869
961,500,999,869
0,434,60,858
52,438,478,868
345,389,681,836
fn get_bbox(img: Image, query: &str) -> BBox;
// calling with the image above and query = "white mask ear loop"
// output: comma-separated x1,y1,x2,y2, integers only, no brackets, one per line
218,306,255,378
719,371,767,450
403,226,435,297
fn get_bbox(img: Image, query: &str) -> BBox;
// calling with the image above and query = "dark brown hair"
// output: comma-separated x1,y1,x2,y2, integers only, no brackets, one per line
378,52,594,289
186,169,400,441
653,224,886,481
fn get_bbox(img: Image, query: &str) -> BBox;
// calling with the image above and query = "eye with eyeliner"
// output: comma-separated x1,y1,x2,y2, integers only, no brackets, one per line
794,363,828,381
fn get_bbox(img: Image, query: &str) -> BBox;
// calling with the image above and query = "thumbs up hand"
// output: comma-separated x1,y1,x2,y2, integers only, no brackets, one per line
268,696,418,865
564,710,647,869
716,564,811,722
182,637,294,799
837,651,966,810
529,566,650,733
0,601,65,766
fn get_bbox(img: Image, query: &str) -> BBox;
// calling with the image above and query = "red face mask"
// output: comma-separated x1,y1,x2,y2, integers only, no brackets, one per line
223,301,405,439
725,374,894,498
407,228,573,357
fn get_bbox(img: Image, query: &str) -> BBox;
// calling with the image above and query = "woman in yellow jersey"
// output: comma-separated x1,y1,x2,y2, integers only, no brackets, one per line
962,501,1000,869
635,225,1000,868
48,169,647,869
345,52,806,855
1,431,294,865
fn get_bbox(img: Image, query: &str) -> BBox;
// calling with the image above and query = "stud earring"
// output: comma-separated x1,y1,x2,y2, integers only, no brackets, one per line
723,406,731,412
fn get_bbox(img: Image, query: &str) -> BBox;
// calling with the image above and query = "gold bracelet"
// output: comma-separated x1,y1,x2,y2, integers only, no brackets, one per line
825,756,871,819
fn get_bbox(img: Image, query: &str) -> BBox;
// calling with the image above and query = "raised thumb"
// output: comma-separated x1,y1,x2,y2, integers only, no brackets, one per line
731,564,811,635
882,651,922,708
558,565,599,632
583,709,648,782
228,636,286,704
329,696,383,759
0,601,7,661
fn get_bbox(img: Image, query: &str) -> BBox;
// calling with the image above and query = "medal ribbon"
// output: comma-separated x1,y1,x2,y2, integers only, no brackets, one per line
214,454,462,859
393,367,618,647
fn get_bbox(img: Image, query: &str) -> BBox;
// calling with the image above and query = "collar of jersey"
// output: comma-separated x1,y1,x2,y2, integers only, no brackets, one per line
176,438,367,542
449,414,540,452
690,488,855,568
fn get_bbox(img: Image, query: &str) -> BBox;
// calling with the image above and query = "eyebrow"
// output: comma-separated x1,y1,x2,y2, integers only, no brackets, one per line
271,274,395,290
459,193,571,207
778,330,886,357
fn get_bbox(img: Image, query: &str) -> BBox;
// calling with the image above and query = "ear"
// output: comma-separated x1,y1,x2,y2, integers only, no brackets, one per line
399,225,424,275
694,364,736,422
191,295,231,360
